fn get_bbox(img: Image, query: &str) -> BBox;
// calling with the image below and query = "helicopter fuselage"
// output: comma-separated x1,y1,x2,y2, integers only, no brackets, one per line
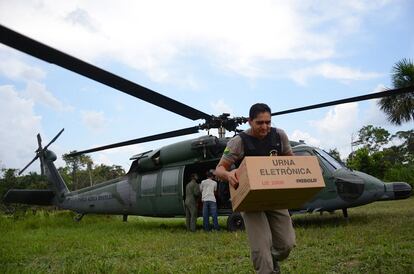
56,135,411,218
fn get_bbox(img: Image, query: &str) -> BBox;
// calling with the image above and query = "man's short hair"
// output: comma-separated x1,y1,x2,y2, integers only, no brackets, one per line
206,170,215,178
249,103,271,119
191,173,199,180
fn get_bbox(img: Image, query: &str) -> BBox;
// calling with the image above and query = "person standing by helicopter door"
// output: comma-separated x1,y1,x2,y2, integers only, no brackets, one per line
200,170,220,231
185,173,201,232
215,103,296,274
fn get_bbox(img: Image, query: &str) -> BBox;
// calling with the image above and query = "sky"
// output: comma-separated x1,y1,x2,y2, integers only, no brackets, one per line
0,0,413,174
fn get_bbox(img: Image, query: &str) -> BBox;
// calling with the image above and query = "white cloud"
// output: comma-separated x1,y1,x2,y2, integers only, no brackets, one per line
64,7,98,33
361,84,389,126
372,84,387,93
0,50,73,112
310,103,360,157
24,81,73,112
81,110,108,132
290,63,382,85
0,48,46,82
210,99,234,116
94,153,113,167
0,85,42,171
92,144,147,171
305,82,411,158
312,103,359,133
363,101,389,126
0,0,394,84
290,130,321,147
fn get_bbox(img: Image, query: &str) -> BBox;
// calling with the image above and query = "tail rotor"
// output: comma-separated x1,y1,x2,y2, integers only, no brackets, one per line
18,128,64,175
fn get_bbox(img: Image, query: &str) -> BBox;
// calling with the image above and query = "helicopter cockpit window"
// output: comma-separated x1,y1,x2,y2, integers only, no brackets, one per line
293,150,313,156
161,169,179,194
141,173,158,196
294,150,325,174
314,149,343,171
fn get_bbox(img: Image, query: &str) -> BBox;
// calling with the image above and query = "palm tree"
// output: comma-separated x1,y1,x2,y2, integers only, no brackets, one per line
378,58,414,125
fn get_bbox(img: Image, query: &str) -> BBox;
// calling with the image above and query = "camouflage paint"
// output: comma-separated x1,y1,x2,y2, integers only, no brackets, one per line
10,135,411,218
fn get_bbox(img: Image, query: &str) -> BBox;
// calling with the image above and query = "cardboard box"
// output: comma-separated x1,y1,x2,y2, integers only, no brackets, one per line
230,156,325,212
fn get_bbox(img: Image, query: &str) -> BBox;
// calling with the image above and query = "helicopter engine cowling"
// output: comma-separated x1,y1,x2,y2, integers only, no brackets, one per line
135,135,221,172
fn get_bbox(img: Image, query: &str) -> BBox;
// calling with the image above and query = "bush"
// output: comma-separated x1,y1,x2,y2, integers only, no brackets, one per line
384,164,414,189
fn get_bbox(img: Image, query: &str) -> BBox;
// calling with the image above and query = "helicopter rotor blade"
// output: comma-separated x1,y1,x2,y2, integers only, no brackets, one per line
68,126,200,157
37,134,44,175
43,128,65,150
18,155,39,175
18,129,65,175
0,24,211,121
37,134,43,150
271,86,414,116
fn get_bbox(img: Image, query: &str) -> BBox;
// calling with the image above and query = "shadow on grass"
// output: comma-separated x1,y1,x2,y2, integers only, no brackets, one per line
131,220,187,231
3,202,411,232
292,209,407,228
127,217,230,233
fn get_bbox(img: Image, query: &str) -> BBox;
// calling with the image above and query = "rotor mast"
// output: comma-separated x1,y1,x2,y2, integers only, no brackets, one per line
218,126,226,138
200,113,248,139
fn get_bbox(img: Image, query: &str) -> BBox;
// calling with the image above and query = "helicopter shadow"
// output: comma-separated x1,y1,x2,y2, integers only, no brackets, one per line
126,217,196,232
291,211,397,228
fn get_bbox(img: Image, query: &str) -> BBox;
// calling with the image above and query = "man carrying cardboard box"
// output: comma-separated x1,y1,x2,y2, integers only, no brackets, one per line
215,103,296,274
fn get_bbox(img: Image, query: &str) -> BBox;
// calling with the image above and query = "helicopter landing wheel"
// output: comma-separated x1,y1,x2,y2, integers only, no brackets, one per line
227,212,245,232
74,213,85,222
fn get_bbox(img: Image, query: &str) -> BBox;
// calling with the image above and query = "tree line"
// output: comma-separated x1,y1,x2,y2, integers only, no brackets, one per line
329,126,413,188
60,152,125,190
0,156,125,204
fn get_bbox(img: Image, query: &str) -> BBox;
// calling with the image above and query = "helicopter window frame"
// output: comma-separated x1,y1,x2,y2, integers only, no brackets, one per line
161,168,180,195
140,173,158,197
294,149,326,174
314,149,342,172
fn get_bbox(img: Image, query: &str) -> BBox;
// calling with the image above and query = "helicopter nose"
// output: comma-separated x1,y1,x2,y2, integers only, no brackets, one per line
379,182,412,201
391,182,412,199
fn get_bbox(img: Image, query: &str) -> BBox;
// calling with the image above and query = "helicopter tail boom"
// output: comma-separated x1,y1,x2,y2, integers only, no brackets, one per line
3,189,55,205
3,150,70,206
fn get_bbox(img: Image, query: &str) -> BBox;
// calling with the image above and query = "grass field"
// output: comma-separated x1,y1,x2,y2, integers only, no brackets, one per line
1,197,413,274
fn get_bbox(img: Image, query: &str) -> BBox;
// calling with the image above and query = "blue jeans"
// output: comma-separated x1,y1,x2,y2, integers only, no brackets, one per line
202,201,219,231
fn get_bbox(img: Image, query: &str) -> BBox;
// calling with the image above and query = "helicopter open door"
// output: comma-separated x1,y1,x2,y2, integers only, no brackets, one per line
183,161,232,215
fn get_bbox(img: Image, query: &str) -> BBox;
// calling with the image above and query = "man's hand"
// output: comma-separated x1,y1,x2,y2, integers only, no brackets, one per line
227,169,239,189
215,163,239,190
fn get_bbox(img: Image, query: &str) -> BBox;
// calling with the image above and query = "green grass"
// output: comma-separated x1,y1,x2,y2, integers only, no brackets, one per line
1,198,413,273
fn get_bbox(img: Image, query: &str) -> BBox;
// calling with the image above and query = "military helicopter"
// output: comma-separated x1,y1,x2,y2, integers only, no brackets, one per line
1,25,412,231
